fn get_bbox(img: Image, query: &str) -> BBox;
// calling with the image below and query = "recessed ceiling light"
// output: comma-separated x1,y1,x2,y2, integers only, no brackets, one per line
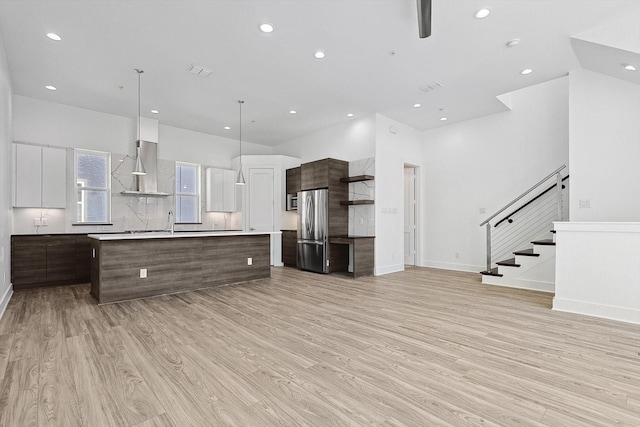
622,63,637,71
259,23,274,33
314,51,326,59
150,109,159,114
346,113,354,118
224,126,231,130
440,117,448,121
475,8,491,19
45,85,57,91
413,103,422,108
289,110,297,115
46,32,61,41
520,68,533,75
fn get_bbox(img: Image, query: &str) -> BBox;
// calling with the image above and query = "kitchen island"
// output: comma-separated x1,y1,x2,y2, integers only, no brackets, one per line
88,231,278,304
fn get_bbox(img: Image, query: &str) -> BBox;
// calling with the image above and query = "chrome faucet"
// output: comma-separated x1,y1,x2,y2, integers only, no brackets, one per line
167,210,174,234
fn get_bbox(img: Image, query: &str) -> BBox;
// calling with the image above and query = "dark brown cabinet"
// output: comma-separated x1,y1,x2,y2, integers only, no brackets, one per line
301,158,347,191
285,167,301,195
299,158,349,237
329,236,374,278
11,234,93,289
281,230,297,267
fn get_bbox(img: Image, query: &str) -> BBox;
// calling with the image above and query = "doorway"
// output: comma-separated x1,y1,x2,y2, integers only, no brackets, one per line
404,165,417,266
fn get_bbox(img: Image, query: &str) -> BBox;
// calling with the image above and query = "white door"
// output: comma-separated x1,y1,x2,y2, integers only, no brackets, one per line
249,168,274,232
404,166,416,265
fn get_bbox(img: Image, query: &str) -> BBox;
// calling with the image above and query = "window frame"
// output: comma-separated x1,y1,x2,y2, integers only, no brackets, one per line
175,161,201,224
74,148,111,224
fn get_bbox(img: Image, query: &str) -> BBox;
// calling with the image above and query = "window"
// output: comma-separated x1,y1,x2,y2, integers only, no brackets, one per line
75,149,111,223
176,162,201,223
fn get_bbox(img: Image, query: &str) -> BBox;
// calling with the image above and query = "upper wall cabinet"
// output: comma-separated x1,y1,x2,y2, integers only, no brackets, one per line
286,167,301,195
14,143,66,208
205,167,236,212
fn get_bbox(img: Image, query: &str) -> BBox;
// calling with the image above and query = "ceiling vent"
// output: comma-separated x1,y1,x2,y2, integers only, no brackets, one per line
187,64,213,77
419,81,444,93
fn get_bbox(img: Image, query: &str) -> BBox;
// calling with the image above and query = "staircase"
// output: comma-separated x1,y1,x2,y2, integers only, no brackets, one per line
481,237,556,293
479,165,569,293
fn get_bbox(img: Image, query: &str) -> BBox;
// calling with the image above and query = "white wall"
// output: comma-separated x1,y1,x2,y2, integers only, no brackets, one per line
11,96,274,234
273,114,375,162
13,95,273,163
569,69,640,221
421,77,569,272
374,114,423,275
0,34,13,318
159,124,272,168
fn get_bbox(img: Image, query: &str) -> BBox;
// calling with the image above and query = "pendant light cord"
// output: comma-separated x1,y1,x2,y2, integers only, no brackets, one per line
238,100,244,163
135,69,144,142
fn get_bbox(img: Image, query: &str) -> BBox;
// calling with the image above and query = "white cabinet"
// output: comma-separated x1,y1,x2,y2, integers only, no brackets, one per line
14,143,66,208
205,168,236,212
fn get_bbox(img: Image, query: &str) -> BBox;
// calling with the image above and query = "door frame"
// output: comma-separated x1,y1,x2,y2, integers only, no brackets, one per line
403,163,420,267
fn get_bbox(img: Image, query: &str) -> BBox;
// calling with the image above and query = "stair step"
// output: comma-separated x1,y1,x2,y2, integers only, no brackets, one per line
480,267,503,277
513,249,540,257
496,258,521,267
532,239,556,246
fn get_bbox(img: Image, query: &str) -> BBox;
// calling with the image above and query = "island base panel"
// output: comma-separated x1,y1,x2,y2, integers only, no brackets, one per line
91,234,270,303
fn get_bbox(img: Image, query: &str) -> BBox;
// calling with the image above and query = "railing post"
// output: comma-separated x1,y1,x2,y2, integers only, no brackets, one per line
486,223,491,272
556,172,562,221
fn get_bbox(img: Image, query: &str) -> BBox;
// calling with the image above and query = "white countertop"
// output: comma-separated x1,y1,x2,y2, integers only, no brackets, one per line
88,230,281,240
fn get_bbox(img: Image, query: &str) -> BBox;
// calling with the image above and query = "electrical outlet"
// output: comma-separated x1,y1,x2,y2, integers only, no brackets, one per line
41,218,48,226
140,268,147,278
34,218,42,226
247,257,252,266
359,218,364,225
455,252,460,259
579,199,591,208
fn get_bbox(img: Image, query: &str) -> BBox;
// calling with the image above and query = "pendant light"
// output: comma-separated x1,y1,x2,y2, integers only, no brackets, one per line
235,100,246,185
132,68,146,176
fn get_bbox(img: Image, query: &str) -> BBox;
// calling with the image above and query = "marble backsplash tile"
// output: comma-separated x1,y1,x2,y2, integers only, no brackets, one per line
348,157,375,236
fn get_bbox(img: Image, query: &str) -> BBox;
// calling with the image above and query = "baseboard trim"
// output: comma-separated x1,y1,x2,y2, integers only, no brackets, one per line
483,276,554,293
421,260,484,273
553,297,640,325
0,284,13,322
374,263,404,276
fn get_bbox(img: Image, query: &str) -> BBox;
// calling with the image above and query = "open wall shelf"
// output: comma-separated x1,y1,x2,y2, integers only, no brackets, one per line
340,175,374,183
340,200,374,206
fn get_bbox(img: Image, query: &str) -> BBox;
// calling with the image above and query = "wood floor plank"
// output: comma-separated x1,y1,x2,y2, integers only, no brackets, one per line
0,333,14,380
1,266,640,426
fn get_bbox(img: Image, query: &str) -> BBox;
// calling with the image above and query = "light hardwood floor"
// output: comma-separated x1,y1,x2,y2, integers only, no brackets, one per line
1,267,640,426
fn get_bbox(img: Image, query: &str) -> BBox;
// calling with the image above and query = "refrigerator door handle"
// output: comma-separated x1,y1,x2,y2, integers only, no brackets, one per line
305,195,313,237
297,240,323,245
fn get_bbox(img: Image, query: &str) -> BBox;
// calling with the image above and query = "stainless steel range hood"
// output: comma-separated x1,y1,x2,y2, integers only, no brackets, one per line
121,140,170,197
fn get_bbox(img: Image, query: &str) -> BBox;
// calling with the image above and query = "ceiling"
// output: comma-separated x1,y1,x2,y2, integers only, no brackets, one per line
0,0,639,146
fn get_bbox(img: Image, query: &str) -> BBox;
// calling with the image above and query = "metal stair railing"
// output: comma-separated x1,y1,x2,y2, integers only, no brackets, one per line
480,165,567,273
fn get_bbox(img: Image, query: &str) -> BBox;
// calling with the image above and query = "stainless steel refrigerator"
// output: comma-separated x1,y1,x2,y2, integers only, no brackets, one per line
297,188,329,273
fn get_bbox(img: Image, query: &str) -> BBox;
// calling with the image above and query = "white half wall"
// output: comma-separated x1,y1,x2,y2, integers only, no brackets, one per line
553,222,640,324
273,114,375,162
421,77,569,272
374,114,423,275
568,69,640,222
0,33,13,319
